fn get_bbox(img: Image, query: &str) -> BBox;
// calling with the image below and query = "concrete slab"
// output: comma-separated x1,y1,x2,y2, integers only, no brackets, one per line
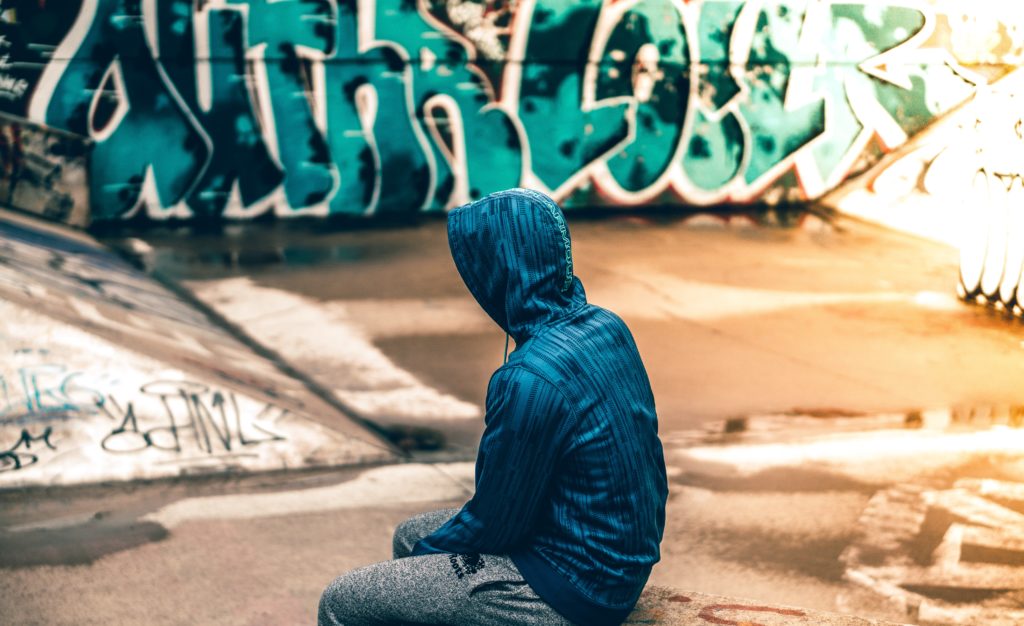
185,277,482,427
0,210,394,487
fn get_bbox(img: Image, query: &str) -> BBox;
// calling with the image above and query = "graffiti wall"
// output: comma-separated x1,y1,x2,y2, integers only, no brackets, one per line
824,67,1024,314
0,0,1019,224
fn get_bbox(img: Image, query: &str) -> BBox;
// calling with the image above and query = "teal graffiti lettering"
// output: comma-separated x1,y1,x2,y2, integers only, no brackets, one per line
734,0,825,186
374,0,522,206
40,0,211,219
322,0,433,214
518,0,630,194
806,4,973,188
157,2,284,217
682,0,745,192
11,0,984,219
597,0,689,192
230,0,335,210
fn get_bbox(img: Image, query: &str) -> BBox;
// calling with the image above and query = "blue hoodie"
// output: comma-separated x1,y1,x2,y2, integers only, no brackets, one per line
412,188,668,626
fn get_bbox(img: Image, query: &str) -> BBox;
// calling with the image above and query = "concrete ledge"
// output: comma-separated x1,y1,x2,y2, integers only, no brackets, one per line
627,587,906,625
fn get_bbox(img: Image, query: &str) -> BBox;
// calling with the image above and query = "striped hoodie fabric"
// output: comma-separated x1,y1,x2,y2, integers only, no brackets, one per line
412,189,668,626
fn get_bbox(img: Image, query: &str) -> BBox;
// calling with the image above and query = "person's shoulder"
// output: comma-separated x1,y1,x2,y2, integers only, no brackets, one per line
487,363,574,418
577,304,638,346
591,304,629,327
492,360,560,390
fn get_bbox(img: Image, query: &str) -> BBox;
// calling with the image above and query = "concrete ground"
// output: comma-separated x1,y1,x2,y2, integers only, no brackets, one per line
3,211,1024,624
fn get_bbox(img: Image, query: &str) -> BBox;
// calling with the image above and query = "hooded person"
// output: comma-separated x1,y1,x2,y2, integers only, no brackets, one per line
319,188,668,626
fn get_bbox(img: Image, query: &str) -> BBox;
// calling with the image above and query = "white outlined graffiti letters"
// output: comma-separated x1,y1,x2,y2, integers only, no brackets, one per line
593,0,689,195
30,0,212,220
156,1,285,218
4,0,1005,222
226,0,337,212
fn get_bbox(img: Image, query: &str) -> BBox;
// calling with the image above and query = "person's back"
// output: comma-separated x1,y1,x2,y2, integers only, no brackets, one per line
502,301,667,623
320,188,667,626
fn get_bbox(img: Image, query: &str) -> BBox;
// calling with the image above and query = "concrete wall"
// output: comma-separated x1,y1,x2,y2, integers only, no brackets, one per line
824,66,1024,313
0,0,1018,225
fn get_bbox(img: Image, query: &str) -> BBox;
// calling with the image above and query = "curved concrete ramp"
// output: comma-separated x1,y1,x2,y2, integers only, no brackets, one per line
0,211,395,487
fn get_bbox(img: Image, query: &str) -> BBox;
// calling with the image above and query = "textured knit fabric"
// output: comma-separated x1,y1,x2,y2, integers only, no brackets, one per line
392,508,464,559
318,508,574,626
412,188,668,626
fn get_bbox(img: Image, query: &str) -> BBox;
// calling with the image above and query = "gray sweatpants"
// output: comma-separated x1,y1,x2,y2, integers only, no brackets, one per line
318,508,576,626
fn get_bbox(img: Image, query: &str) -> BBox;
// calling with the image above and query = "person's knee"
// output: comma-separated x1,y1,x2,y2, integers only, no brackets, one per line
391,515,420,559
392,508,458,559
318,575,359,626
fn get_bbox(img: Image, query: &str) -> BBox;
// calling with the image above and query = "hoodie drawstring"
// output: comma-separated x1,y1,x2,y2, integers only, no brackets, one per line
504,332,511,364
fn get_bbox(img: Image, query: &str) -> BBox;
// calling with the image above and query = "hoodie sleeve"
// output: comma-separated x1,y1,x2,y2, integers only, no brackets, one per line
411,367,574,556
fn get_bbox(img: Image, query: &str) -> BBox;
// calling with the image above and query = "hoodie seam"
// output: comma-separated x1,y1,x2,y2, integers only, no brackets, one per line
493,363,581,435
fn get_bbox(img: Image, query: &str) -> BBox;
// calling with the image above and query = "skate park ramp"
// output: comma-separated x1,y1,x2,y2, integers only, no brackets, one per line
0,210,395,488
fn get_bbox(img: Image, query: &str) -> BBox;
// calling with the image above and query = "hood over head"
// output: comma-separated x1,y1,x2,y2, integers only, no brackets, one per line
447,188,586,342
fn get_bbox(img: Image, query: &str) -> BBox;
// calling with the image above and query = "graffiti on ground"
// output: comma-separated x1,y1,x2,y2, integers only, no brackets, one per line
99,381,286,456
0,364,305,486
0,426,56,472
0,0,1016,222
0,347,294,477
0,358,287,462
842,479,1024,625
0,282,390,485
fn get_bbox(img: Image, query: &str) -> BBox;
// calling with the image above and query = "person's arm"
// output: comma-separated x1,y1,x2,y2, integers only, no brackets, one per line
412,367,574,556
